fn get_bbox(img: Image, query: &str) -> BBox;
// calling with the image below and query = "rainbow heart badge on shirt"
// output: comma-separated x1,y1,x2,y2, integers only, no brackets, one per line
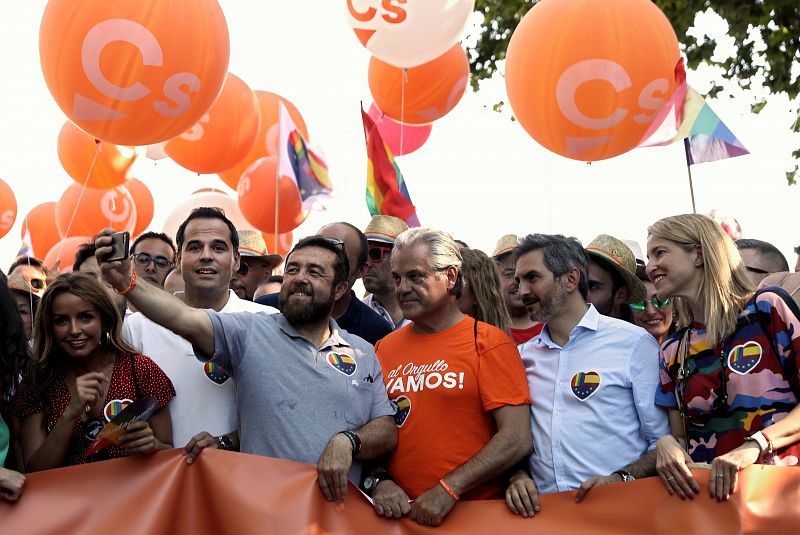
391,396,411,427
204,361,231,385
728,341,763,375
103,399,132,422
327,352,357,376
571,371,601,401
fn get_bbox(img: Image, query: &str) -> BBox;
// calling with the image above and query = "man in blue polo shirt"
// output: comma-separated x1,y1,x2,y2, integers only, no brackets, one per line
257,222,392,345
505,233,668,518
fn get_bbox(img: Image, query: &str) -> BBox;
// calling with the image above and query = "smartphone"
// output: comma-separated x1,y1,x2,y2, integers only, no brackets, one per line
102,231,130,262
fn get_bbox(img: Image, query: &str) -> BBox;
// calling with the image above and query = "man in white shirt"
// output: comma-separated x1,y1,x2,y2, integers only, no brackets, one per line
124,208,277,456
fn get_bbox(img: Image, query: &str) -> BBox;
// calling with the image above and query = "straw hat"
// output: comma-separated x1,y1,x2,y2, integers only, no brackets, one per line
364,215,408,245
492,234,519,259
7,273,43,299
237,230,282,268
585,234,646,303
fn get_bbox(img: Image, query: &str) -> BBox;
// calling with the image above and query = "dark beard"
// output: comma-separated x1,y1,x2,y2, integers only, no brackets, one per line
280,284,335,326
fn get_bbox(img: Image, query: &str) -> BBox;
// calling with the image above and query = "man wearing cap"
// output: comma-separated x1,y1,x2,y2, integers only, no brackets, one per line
257,222,393,345
123,208,277,454
505,234,668,517
230,230,282,301
492,234,542,344
585,235,646,323
362,215,409,330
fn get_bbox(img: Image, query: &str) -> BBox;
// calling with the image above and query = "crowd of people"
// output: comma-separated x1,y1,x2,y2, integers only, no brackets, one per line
1,208,799,526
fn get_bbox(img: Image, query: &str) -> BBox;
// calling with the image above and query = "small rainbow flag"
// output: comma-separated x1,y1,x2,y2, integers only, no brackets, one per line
278,102,332,211
639,59,749,165
361,107,420,227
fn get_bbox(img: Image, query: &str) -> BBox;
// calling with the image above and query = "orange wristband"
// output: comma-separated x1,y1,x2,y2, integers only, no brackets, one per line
438,479,459,501
115,272,138,295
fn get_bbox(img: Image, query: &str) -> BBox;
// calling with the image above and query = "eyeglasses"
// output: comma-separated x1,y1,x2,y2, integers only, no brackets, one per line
131,253,174,272
745,265,769,275
629,296,671,312
368,245,392,263
29,278,45,290
236,261,250,276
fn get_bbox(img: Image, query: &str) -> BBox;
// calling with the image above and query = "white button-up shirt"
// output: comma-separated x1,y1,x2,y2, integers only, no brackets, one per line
519,304,669,493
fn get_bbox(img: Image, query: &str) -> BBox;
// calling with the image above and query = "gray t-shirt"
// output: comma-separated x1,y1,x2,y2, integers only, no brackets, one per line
203,311,394,465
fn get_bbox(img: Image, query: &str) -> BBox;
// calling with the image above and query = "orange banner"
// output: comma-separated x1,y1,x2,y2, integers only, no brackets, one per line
1,449,798,534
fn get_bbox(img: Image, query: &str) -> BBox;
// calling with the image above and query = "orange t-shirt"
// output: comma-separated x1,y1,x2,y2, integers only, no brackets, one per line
375,316,531,500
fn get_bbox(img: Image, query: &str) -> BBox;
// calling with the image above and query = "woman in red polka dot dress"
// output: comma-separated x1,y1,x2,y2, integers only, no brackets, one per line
14,272,175,471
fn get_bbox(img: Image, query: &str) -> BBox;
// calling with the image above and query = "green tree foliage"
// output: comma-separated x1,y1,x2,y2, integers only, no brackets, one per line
469,0,800,182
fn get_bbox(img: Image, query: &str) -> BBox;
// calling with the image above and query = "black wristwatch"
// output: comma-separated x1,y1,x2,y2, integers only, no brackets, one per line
613,469,635,482
363,471,393,496
216,434,234,451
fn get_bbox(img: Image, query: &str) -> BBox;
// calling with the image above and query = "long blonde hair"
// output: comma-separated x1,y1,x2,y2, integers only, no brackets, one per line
460,248,510,332
648,214,754,346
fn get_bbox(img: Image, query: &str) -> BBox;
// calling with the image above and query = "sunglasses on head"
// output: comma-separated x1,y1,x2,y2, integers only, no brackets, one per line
629,296,671,312
132,253,174,272
368,245,392,263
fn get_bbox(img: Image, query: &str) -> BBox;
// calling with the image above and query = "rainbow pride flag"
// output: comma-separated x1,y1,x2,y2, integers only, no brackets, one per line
278,102,332,211
361,107,420,227
639,59,749,165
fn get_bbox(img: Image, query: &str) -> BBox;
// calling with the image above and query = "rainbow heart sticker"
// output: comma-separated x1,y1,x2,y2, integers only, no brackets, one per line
327,352,357,376
204,361,231,385
728,341,762,375
392,396,411,427
571,371,601,401
103,399,132,422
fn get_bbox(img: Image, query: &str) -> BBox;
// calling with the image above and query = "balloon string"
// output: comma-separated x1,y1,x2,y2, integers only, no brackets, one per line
399,68,408,156
59,141,102,258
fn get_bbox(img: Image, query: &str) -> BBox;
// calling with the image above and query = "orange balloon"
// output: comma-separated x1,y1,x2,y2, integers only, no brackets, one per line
237,157,307,234
57,121,136,189
125,178,154,238
217,91,308,189
44,236,93,273
261,230,294,258
165,73,260,174
39,0,230,146
505,0,680,161
56,183,137,238
20,203,61,259
0,179,17,240
368,44,468,125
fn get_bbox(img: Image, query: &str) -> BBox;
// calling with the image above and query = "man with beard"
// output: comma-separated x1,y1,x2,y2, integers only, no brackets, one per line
257,222,392,344
491,234,542,343
97,233,396,502
585,235,646,323
362,215,409,330
505,234,668,518
122,208,275,454
369,228,531,527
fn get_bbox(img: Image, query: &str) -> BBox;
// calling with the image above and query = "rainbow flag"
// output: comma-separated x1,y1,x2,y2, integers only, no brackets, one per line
278,102,332,211
16,227,33,258
639,59,749,165
361,107,420,227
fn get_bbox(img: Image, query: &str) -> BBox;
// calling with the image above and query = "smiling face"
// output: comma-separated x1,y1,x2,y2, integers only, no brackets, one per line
52,292,103,360
178,218,239,294
646,236,703,301
279,246,342,326
631,280,673,344
495,253,527,318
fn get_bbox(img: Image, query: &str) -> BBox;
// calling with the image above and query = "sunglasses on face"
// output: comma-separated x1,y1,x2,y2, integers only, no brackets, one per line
236,261,250,276
368,245,392,263
629,296,671,312
132,253,174,272
29,278,45,290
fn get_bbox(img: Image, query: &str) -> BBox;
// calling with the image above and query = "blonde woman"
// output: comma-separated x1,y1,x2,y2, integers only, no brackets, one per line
457,248,510,333
647,214,800,502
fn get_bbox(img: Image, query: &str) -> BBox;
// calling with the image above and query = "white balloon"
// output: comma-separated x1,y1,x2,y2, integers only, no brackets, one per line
162,188,255,240
344,0,474,68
